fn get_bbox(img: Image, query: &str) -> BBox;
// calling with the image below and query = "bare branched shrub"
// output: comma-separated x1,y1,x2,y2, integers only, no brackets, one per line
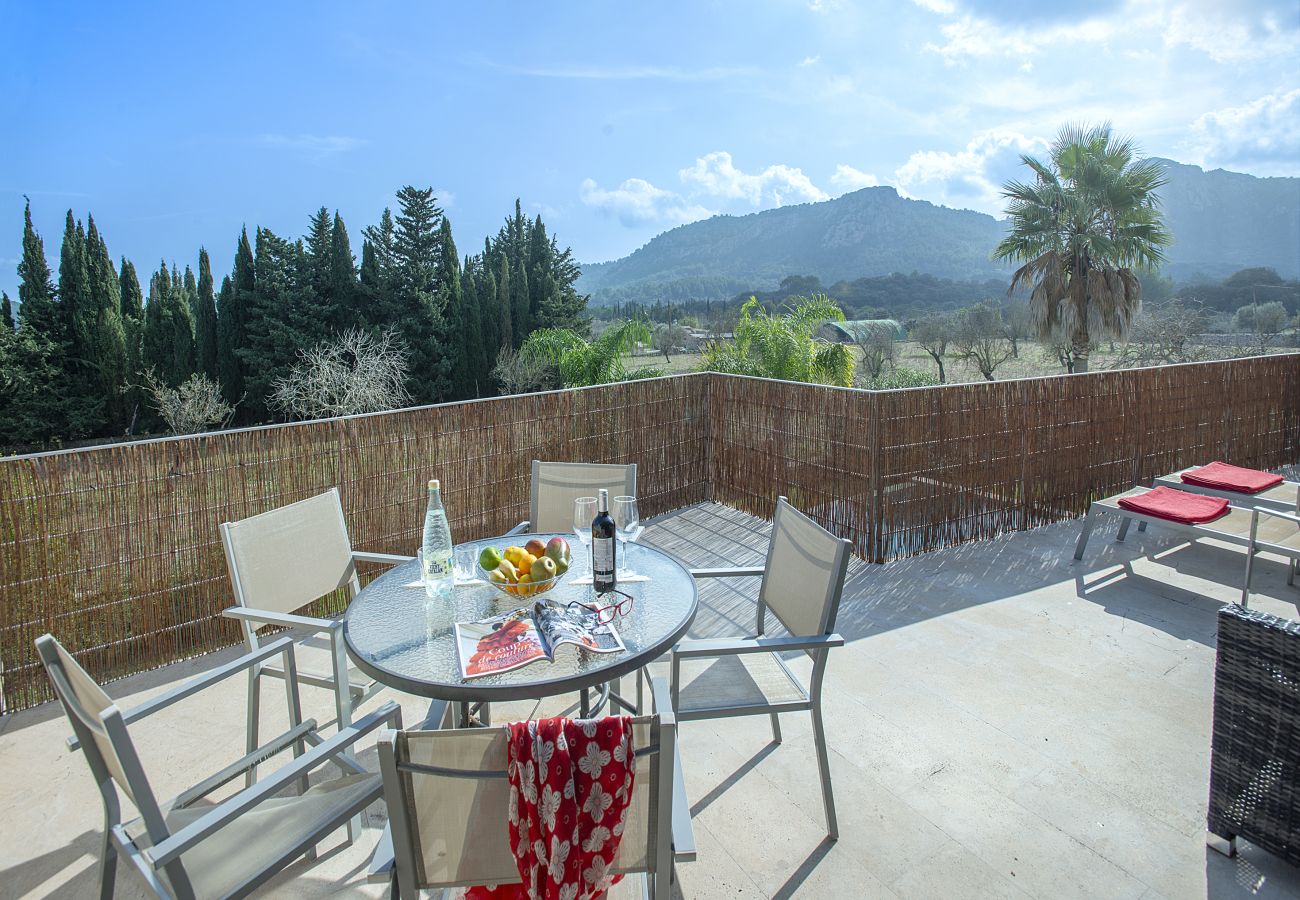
270,328,412,421
144,371,235,435
853,323,897,380
1115,300,1212,367
491,345,559,394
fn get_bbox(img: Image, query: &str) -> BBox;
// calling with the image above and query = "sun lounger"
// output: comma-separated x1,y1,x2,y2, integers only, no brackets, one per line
1153,466,1297,513
1073,486,1300,605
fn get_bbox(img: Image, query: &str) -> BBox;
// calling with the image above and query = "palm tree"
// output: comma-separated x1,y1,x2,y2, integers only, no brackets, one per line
520,319,663,388
994,123,1172,373
701,294,854,386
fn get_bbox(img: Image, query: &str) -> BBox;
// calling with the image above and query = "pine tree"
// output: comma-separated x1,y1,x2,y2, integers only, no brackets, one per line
1,292,13,330
217,227,254,406
391,186,448,403
194,248,219,379
328,212,358,330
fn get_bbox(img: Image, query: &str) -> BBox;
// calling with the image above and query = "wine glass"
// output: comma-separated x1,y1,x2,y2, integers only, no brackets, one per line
613,496,640,576
572,497,597,581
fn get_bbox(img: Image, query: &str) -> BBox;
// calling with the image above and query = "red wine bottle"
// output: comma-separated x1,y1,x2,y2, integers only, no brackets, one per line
591,488,617,594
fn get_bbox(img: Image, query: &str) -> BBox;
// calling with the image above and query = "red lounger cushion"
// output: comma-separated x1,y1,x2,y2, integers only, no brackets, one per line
1117,486,1230,524
1181,460,1285,494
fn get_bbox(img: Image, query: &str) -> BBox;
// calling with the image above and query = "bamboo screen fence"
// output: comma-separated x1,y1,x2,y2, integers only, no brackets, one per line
2,355,1298,712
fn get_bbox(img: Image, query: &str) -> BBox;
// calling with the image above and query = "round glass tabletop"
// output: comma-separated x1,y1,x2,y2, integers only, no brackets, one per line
343,534,698,702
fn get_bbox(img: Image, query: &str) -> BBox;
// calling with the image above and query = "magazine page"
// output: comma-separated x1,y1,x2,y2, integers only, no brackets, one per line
455,608,548,679
533,600,627,656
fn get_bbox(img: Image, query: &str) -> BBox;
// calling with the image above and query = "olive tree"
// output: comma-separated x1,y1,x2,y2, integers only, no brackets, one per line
952,302,1015,381
911,314,953,383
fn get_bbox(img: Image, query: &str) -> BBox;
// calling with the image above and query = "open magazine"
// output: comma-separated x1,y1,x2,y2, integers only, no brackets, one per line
454,600,626,679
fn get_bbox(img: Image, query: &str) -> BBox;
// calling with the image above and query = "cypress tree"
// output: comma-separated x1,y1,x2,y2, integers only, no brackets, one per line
1,292,13,330
361,209,399,328
217,227,254,405
17,199,60,337
497,255,512,352
142,261,196,387
328,212,358,331
58,211,106,433
239,227,320,420
436,217,478,401
194,248,219,379
84,216,128,430
119,258,145,432
479,261,499,383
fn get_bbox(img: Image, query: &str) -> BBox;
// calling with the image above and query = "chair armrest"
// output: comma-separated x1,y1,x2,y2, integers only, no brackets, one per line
1259,508,1300,526
222,606,342,633
147,701,403,868
673,634,845,658
689,566,765,579
352,550,415,566
505,520,530,536
645,675,675,727
69,638,297,752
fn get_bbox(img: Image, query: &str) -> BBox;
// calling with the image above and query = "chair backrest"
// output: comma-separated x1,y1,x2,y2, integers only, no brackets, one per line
758,497,852,641
379,717,669,894
221,488,360,615
35,634,157,813
530,461,637,534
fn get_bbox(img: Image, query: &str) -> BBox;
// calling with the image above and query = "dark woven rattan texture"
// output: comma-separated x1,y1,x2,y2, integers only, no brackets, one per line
1208,604,1300,866
3,355,1298,712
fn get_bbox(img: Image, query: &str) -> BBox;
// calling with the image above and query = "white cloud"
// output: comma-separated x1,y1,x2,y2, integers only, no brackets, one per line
433,187,456,209
910,0,957,13
678,151,829,207
1186,88,1300,172
830,164,880,192
578,177,713,227
893,129,1049,215
1162,1,1300,61
497,63,756,81
254,134,366,159
799,55,821,67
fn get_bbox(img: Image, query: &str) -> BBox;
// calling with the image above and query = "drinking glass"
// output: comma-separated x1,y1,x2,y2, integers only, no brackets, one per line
453,545,478,585
613,496,640,576
573,497,597,580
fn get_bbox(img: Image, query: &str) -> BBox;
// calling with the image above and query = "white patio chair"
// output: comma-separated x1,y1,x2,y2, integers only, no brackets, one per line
375,676,687,900
220,488,411,780
36,632,401,900
671,496,850,839
508,459,638,534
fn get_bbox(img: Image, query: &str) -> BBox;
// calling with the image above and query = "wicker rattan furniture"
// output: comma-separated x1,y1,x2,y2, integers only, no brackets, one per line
1207,604,1300,866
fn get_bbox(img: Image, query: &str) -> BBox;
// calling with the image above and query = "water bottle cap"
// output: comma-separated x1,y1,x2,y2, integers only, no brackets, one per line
428,479,440,491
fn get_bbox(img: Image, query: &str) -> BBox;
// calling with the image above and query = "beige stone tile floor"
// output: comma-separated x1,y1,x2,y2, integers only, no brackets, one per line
3,502,1300,899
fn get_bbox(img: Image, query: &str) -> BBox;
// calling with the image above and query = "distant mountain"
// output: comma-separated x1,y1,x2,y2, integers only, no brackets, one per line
579,188,1008,302
1151,158,1300,283
578,159,1300,302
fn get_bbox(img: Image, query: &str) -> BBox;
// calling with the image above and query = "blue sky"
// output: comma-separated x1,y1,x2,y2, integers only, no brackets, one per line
2,0,1297,298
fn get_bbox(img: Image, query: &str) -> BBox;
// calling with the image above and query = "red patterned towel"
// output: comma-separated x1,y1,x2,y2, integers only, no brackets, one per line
1181,461,1285,494
467,716,635,900
1117,486,1230,524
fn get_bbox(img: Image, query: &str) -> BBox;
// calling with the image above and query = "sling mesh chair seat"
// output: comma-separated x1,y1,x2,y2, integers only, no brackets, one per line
36,632,402,900
220,488,412,780
376,676,685,899
509,460,638,534
672,496,850,839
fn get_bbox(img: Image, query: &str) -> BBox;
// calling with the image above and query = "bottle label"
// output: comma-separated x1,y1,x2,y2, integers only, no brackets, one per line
592,538,616,583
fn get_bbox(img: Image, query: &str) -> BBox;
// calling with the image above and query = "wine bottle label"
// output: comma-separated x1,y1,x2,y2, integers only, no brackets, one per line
592,537,615,580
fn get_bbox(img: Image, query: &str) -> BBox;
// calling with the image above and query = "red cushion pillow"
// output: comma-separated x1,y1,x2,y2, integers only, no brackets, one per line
1181,461,1284,494
1117,486,1230,524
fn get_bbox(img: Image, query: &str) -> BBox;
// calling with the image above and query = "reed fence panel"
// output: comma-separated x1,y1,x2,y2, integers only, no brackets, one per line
0,376,710,713
2,357,1297,713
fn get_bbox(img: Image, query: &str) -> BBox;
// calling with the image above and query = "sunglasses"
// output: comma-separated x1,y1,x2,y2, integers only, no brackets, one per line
568,590,635,625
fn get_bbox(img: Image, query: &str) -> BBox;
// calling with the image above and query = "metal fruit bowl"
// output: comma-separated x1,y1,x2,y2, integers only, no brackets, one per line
476,562,562,599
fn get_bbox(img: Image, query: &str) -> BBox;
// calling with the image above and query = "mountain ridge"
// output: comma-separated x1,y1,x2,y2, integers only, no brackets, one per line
578,158,1300,302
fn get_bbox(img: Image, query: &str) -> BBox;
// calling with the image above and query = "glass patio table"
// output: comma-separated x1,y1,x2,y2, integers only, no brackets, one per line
343,533,697,718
